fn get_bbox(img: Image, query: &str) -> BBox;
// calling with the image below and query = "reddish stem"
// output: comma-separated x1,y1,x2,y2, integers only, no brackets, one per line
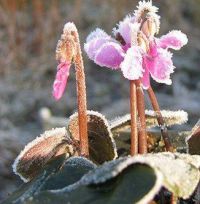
130,80,138,156
136,80,147,154
73,31,89,156
170,194,177,204
147,86,174,152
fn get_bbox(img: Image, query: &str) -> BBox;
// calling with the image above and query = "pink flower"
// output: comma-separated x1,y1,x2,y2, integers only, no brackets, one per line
142,30,188,88
52,22,77,100
53,61,71,101
84,1,188,89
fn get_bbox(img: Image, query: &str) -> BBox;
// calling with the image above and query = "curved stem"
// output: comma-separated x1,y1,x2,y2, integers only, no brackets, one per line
136,80,147,154
130,80,138,156
147,86,174,152
73,31,89,156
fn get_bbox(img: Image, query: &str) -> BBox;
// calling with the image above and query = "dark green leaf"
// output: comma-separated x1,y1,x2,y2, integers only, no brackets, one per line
2,154,66,204
41,156,96,190
26,163,160,204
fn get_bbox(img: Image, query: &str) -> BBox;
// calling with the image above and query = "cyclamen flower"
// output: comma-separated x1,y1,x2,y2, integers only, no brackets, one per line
52,22,89,156
52,23,77,100
84,1,188,89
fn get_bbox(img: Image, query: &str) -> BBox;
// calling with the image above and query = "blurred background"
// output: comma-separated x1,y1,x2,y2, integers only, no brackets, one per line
0,0,200,201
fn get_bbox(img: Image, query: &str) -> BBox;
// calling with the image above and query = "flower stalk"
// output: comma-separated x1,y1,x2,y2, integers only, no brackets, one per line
130,80,138,155
53,22,89,157
72,29,89,156
147,86,174,152
136,80,147,154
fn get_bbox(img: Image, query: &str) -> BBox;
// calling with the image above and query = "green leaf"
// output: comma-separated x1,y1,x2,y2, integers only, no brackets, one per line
68,110,117,164
41,156,96,190
80,152,200,200
25,161,161,204
3,156,96,204
2,154,66,204
4,153,200,203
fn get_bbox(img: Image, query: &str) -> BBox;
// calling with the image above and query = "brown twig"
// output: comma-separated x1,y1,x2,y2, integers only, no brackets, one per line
72,30,89,157
147,86,174,152
136,80,147,154
130,80,138,156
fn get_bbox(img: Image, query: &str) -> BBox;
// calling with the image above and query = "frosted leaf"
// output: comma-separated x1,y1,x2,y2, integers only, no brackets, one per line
41,156,96,191
81,152,200,199
12,128,76,182
68,110,117,164
110,110,188,132
186,119,200,155
4,155,67,204
142,152,200,199
5,153,200,203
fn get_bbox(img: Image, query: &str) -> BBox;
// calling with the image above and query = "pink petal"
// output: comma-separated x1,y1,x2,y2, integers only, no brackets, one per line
84,37,110,60
141,67,150,89
52,62,71,101
86,28,109,43
113,15,137,45
121,46,144,80
94,42,125,69
144,45,174,85
158,30,188,50
84,28,118,61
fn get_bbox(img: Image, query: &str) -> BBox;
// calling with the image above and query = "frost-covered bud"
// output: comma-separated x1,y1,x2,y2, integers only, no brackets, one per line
141,12,160,38
56,22,77,62
134,1,160,37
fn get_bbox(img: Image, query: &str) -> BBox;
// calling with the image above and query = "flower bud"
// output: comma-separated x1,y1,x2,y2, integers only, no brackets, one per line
56,35,76,62
56,22,77,62
134,1,160,38
141,13,160,38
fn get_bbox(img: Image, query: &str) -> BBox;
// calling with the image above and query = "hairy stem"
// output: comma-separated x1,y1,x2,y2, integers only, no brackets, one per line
147,86,174,152
73,30,89,157
136,80,147,154
130,80,138,156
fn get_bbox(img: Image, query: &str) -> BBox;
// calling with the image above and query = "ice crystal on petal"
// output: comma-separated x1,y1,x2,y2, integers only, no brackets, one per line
158,30,188,50
86,28,109,43
121,46,144,80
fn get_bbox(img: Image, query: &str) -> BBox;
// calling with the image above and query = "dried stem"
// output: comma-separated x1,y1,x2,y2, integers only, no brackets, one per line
147,86,174,152
72,30,89,157
136,80,147,154
130,80,138,156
